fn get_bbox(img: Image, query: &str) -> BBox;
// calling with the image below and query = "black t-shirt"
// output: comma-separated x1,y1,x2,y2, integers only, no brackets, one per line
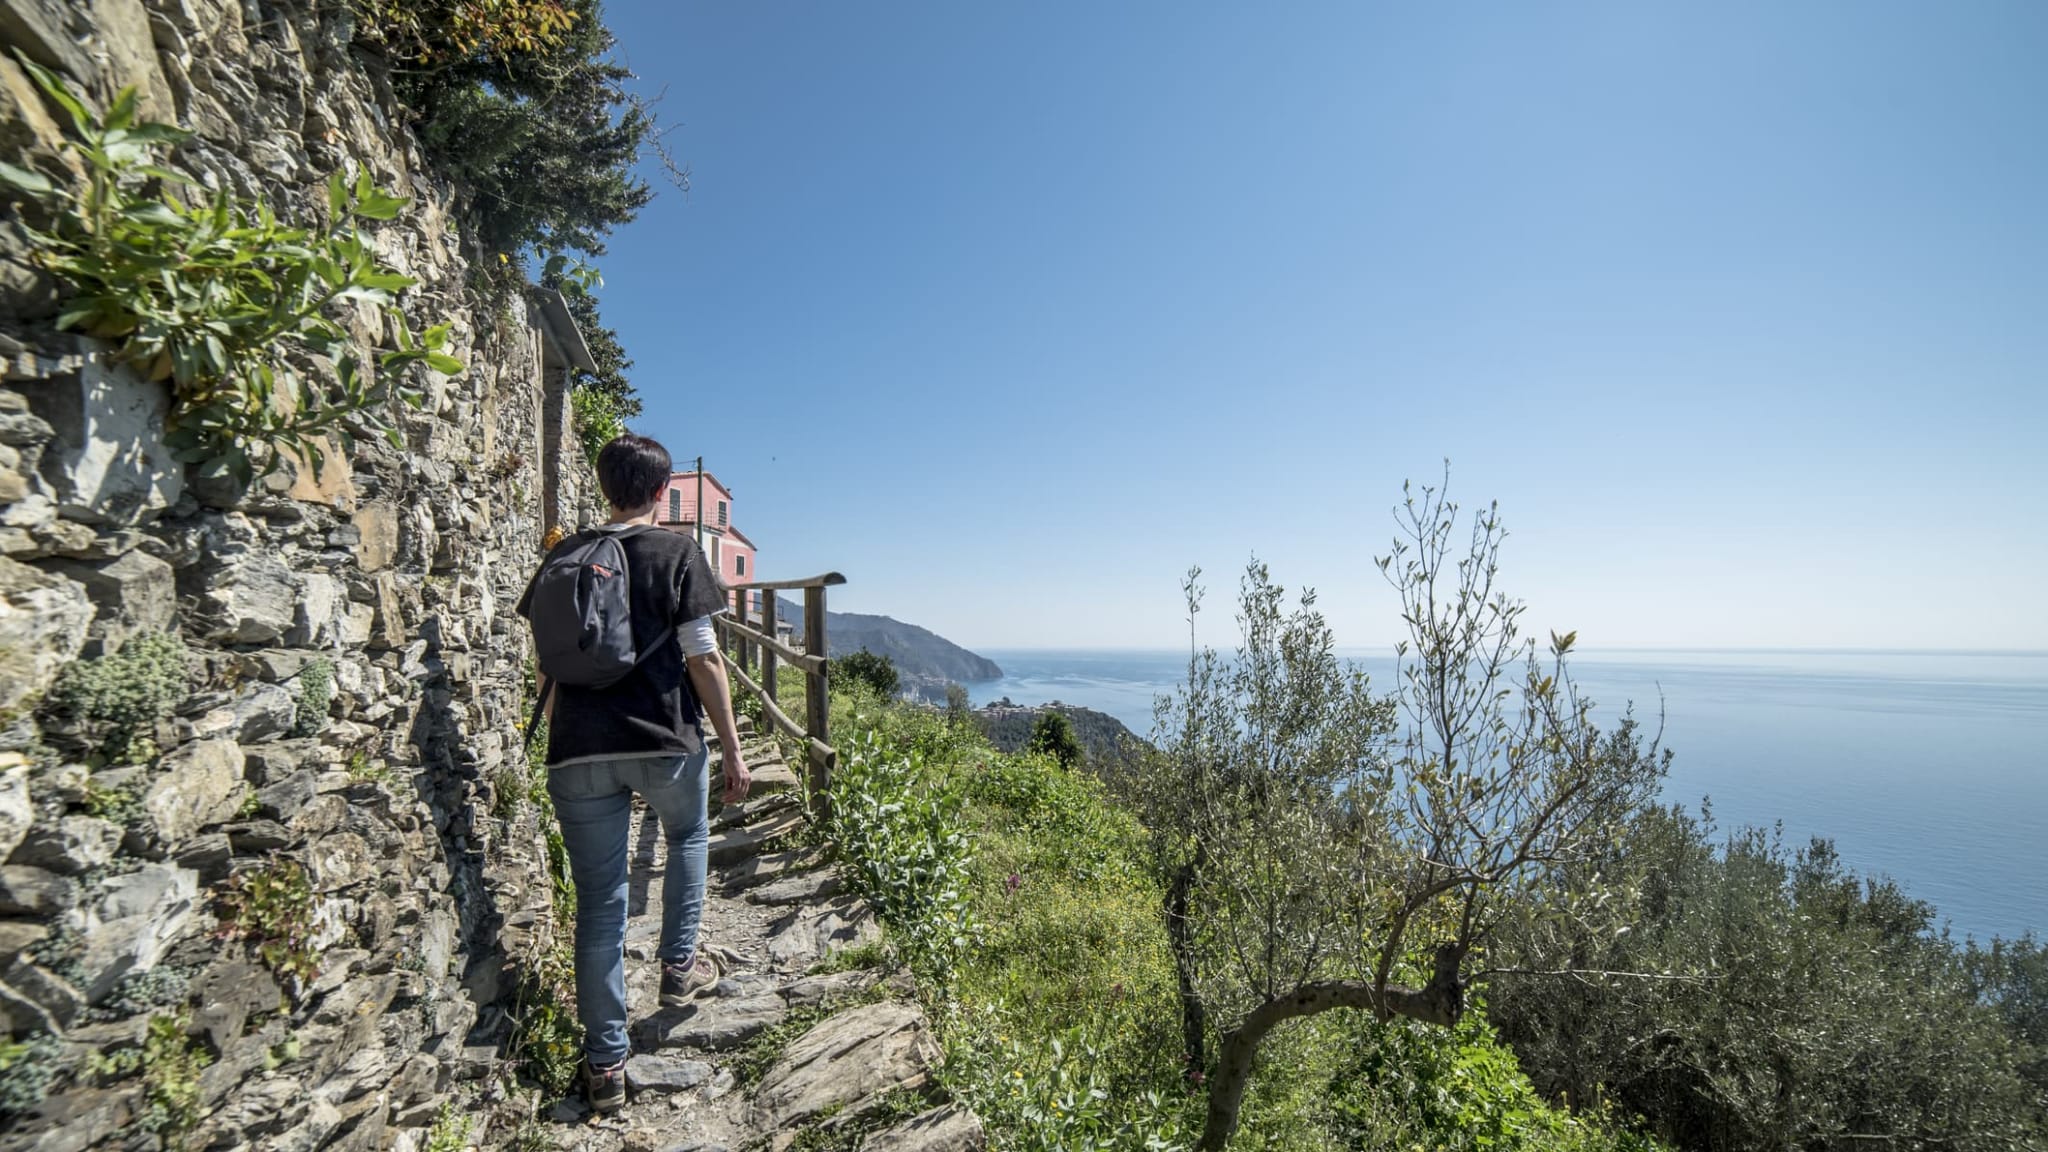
516,524,729,766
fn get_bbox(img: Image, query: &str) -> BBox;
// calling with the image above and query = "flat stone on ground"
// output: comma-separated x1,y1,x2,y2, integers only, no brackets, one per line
862,1105,988,1152
745,869,842,908
718,846,829,895
766,897,880,970
625,1054,711,1094
751,1000,941,1130
641,994,787,1052
747,763,799,795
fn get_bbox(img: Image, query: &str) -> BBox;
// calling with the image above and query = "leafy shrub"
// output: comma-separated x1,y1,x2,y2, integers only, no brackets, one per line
1024,710,1083,769
1491,808,2047,1151
509,941,581,1096
292,659,333,738
569,383,627,469
86,1014,211,1150
828,729,976,983
356,0,579,66
215,857,322,996
371,0,653,263
423,1100,475,1152
40,631,186,765
948,1023,1187,1152
834,649,900,699
0,59,459,485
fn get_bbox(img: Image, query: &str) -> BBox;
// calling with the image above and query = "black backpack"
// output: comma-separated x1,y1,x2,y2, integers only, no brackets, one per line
526,526,675,733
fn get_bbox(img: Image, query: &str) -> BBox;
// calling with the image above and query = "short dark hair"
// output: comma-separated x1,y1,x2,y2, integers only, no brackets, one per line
595,434,671,511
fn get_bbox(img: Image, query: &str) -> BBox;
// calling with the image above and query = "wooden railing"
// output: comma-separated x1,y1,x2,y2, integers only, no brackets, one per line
714,571,847,819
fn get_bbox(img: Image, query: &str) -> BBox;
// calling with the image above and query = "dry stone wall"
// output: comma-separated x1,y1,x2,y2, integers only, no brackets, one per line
0,1,597,1147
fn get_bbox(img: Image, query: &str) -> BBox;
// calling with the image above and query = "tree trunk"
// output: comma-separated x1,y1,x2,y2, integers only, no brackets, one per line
1167,863,1207,1076
1198,946,1467,1151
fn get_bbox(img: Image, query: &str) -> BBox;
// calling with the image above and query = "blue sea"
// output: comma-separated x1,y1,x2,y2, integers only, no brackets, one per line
966,648,2048,943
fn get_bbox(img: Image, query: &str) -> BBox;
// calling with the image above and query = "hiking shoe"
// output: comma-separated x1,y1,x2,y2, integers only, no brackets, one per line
582,1056,627,1113
659,952,719,1007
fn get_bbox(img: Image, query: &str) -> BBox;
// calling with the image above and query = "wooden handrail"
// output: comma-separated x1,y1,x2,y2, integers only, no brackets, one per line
715,616,823,675
724,572,846,593
718,574,839,824
722,656,835,771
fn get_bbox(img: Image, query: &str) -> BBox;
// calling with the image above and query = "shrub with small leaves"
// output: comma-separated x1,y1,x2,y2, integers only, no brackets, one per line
40,631,186,765
0,57,461,485
292,659,333,738
215,857,322,995
0,1035,62,1120
833,649,900,699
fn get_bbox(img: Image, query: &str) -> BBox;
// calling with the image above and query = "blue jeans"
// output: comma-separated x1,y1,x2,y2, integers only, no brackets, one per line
547,749,710,1065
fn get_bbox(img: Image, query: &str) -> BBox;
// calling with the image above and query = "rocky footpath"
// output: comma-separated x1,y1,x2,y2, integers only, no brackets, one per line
0,0,597,1147
527,725,986,1152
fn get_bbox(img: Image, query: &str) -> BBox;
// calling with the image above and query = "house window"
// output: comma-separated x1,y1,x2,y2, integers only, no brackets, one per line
668,490,680,522
735,554,746,577
717,500,728,527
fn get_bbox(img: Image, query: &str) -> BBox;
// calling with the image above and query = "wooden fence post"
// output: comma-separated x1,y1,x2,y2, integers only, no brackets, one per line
761,590,778,706
804,585,831,820
732,587,750,673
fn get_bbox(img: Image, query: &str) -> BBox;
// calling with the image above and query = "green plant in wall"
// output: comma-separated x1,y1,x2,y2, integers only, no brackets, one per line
214,857,323,996
0,56,464,485
569,382,627,468
292,659,333,738
84,1014,211,1150
39,631,186,765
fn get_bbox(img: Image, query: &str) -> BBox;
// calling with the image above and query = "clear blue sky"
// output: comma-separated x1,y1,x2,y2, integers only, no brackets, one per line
591,1,2048,651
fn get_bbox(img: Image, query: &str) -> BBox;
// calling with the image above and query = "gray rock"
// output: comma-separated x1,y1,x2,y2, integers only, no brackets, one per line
706,806,806,869
0,763,31,861
624,1053,711,1094
188,682,295,743
289,572,346,646
197,551,297,644
192,957,282,1051
0,555,93,713
0,972,60,1035
350,503,399,571
2,958,84,1030
7,815,122,874
863,1105,988,1152
641,993,787,1052
751,1000,942,1129
77,863,200,1002
746,869,844,908
47,550,174,656
21,345,182,525
172,831,233,884
227,819,293,854
767,897,881,970
780,969,880,1011
719,846,830,894
141,738,245,848
0,864,76,915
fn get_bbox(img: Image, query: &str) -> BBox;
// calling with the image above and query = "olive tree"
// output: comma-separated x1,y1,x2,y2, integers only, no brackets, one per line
1124,479,1667,1150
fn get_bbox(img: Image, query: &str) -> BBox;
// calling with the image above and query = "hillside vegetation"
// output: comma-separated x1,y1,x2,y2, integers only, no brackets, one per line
755,485,2046,1152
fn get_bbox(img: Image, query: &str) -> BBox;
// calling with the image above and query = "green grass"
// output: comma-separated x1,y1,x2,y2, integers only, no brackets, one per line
826,690,1665,1152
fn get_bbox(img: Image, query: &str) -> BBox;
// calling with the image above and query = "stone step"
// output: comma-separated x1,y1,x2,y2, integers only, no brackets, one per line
713,791,798,832
864,1105,987,1152
705,806,805,868
747,763,800,796
745,869,843,908
719,846,829,895
766,896,879,970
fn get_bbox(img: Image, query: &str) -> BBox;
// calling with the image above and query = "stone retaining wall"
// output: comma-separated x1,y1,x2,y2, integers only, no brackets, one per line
0,2,595,1147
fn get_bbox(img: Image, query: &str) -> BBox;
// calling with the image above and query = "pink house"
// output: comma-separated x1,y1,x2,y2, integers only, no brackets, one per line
657,469,757,590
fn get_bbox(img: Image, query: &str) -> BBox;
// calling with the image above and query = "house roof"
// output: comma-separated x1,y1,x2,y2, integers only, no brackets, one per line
726,524,756,549
668,469,733,501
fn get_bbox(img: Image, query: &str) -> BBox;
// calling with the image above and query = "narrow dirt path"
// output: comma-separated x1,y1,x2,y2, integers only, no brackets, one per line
534,721,984,1152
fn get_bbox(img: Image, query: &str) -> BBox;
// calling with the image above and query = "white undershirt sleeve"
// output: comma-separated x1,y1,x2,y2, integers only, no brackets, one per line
678,614,718,658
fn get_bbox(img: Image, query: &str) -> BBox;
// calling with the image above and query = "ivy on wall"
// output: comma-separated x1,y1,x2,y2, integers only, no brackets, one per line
0,55,462,485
